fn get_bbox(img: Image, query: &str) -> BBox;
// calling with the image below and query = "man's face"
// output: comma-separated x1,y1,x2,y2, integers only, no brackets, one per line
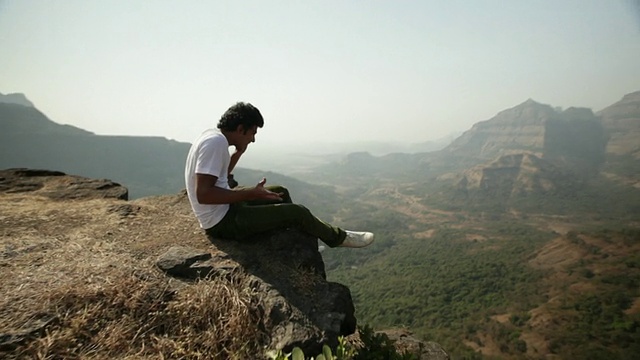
238,125,258,147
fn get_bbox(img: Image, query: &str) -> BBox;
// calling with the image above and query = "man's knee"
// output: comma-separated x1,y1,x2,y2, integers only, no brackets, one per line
294,204,314,220
267,185,291,203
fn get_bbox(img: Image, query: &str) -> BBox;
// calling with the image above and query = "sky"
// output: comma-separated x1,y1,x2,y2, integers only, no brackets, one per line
1,0,639,149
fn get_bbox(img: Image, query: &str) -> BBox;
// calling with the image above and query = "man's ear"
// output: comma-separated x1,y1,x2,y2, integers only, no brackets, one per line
235,124,245,134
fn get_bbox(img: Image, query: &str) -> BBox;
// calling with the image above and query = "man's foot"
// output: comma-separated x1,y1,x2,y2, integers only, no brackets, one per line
339,231,374,248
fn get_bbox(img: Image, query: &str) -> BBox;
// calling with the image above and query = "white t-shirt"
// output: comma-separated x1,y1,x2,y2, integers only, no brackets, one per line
184,129,231,229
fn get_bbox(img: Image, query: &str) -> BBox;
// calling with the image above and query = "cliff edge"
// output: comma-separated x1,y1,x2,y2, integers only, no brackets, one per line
0,169,448,359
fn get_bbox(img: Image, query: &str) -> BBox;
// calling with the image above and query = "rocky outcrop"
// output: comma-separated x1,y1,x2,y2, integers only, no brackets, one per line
454,153,578,197
156,230,356,355
1,169,449,359
0,168,128,200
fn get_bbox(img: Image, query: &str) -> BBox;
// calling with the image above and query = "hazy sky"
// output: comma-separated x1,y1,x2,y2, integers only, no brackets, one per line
1,1,639,148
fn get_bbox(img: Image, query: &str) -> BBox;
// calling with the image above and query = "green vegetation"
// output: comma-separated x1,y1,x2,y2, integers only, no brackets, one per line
422,172,640,218
324,202,640,359
267,326,415,360
326,222,552,358
538,229,640,360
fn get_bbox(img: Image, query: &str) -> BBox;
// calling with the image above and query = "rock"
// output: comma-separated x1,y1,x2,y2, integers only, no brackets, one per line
156,229,356,355
380,328,450,360
0,314,58,351
107,203,140,217
0,168,128,200
156,246,237,280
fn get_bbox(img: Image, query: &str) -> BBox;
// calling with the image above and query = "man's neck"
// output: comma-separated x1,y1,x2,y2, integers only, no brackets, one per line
220,129,236,146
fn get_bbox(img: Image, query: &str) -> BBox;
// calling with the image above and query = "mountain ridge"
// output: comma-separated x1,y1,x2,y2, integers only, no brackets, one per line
0,92,34,107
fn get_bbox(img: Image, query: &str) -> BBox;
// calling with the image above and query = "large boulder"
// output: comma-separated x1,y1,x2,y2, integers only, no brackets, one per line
156,229,356,355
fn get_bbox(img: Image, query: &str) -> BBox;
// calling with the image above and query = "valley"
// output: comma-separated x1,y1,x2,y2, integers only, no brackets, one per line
322,180,639,359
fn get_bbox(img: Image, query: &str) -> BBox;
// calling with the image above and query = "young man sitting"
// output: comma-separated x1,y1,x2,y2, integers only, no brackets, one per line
184,102,374,249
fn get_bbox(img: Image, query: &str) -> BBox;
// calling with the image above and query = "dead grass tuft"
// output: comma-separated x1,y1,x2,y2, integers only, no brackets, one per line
3,269,267,360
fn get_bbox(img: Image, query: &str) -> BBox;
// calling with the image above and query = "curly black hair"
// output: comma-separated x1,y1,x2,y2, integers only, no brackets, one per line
217,102,264,133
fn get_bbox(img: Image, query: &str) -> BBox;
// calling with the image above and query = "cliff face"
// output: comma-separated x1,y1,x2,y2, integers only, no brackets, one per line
445,152,582,213
445,99,554,160
456,153,576,196
597,90,640,158
444,99,606,174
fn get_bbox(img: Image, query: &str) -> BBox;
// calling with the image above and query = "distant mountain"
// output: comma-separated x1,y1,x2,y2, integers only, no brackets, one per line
0,100,190,198
0,92,34,107
443,99,607,175
422,92,640,215
0,99,337,203
298,90,640,216
0,102,92,136
597,90,640,158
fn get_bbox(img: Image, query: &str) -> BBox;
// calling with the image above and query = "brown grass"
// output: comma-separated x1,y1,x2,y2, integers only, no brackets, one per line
3,267,266,359
0,191,269,359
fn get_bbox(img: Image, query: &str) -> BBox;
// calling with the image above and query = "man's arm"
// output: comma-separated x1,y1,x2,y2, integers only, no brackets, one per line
228,146,245,175
195,173,281,204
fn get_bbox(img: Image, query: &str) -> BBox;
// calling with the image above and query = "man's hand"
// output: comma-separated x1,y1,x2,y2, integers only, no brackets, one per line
252,178,283,201
229,144,247,175
195,174,282,204
233,144,247,155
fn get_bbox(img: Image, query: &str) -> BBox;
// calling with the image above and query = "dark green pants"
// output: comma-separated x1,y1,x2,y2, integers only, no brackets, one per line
205,186,346,248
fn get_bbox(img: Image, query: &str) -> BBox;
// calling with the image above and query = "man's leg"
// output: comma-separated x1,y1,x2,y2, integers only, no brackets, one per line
215,202,345,247
206,185,373,248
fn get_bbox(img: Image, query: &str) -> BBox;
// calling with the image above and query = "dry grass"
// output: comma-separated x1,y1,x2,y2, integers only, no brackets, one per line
0,190,269,359
2,267,266,360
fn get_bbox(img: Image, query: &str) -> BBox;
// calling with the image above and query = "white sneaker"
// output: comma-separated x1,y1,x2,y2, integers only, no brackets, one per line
339,231,374,248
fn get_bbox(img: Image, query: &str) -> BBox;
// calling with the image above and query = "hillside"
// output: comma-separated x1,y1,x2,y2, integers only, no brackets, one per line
323,180,640,359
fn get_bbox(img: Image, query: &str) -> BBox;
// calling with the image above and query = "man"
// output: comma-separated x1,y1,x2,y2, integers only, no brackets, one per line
184,102,374,248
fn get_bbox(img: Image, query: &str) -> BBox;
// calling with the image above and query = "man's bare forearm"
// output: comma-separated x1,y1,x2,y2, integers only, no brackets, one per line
196,184,253,204
228,149,243,175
